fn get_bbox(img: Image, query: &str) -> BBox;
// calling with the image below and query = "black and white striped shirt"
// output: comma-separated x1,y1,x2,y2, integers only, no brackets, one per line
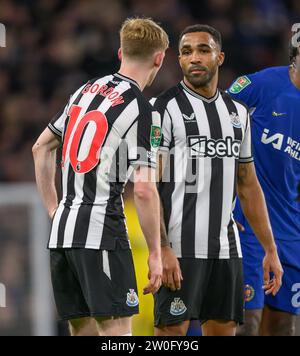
151,81,253,259
48,73,161,250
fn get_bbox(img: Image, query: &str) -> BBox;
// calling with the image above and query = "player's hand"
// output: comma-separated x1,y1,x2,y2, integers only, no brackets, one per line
262,248,283,296
236,221,245,232
143,252,162,295
161,246,183,291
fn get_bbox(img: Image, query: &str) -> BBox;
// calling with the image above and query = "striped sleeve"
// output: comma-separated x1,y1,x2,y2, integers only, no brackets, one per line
159,109,172,151
239,112,254,163
48,83,87,139
48,103,68,138
126,100,161,169
150,98,172,151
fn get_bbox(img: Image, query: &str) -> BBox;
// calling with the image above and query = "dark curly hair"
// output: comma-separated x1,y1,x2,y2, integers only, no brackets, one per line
179,24,222,49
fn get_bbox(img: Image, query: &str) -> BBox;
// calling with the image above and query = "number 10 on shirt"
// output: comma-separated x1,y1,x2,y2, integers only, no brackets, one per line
61,105,108,174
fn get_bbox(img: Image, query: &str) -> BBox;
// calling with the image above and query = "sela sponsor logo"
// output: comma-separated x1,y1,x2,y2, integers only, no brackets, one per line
188,136,241,159
82,83,125,107
170,298,187,316
126,289,139,307
261,128,300,161
0,283,6,308
182,113,196,122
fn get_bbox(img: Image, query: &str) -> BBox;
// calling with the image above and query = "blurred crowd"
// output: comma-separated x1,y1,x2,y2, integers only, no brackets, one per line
0,0,298,182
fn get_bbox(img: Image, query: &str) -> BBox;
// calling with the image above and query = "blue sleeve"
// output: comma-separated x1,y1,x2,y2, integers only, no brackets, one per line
227,73,264,110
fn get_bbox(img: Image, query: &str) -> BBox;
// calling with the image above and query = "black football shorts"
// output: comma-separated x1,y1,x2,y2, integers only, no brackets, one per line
154,258,244,327
50,239,139,321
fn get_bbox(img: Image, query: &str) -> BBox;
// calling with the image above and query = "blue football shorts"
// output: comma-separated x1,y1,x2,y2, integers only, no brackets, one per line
241,233,300,315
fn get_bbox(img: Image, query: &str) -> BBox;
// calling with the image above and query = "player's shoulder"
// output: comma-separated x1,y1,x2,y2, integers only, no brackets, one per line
221,90,249,114
229,66,289,96
150,85,182,109
252,66,289,84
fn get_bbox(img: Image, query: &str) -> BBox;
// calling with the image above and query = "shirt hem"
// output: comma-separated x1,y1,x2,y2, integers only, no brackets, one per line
48,243,131,250
130,161,156,169
173,254,242,259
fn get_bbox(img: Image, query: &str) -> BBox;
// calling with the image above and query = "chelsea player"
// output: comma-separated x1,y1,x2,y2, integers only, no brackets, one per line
228,33,300,336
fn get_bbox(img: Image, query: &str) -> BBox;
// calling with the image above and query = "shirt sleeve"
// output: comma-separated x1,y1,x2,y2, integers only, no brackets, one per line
239,112,254,163
48,83,87,139
125,102,162,169
227,73,262,111
48,103,69,139
150,97,172,151
159,109,173,151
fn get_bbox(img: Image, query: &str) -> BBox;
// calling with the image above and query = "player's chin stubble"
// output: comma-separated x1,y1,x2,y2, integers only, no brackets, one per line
184,69,215,89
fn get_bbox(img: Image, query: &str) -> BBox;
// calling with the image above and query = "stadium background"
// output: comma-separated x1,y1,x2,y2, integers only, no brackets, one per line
0,0,299,335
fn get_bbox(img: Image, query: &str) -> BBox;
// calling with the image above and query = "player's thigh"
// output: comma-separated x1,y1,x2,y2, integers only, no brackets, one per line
154,258,209,333
262,242,300,335
50,249,90,321
237,240,264,336
264,246,300,316
241,236,265,311
69,317,98,336
236,309,262,336
200,259,244,327
154,321,190,336
95,316,132,336
67,241,139,318
202,320,237,336
260,305,296,336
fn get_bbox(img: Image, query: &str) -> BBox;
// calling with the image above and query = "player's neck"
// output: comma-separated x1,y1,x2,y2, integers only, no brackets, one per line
118,63,151,91
183,76,218,99
289,64,300,90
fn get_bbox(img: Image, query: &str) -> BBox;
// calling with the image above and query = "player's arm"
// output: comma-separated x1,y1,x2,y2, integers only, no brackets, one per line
237,162,283,296
156,152,170,248
32,128,60,218
153,102,183,292
127,105,164,295
157,151,183,291
133,167,162,295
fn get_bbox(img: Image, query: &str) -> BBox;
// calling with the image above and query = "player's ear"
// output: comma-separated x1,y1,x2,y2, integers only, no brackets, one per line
154,51,165,68
118,48,122,61
218,51,225,67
